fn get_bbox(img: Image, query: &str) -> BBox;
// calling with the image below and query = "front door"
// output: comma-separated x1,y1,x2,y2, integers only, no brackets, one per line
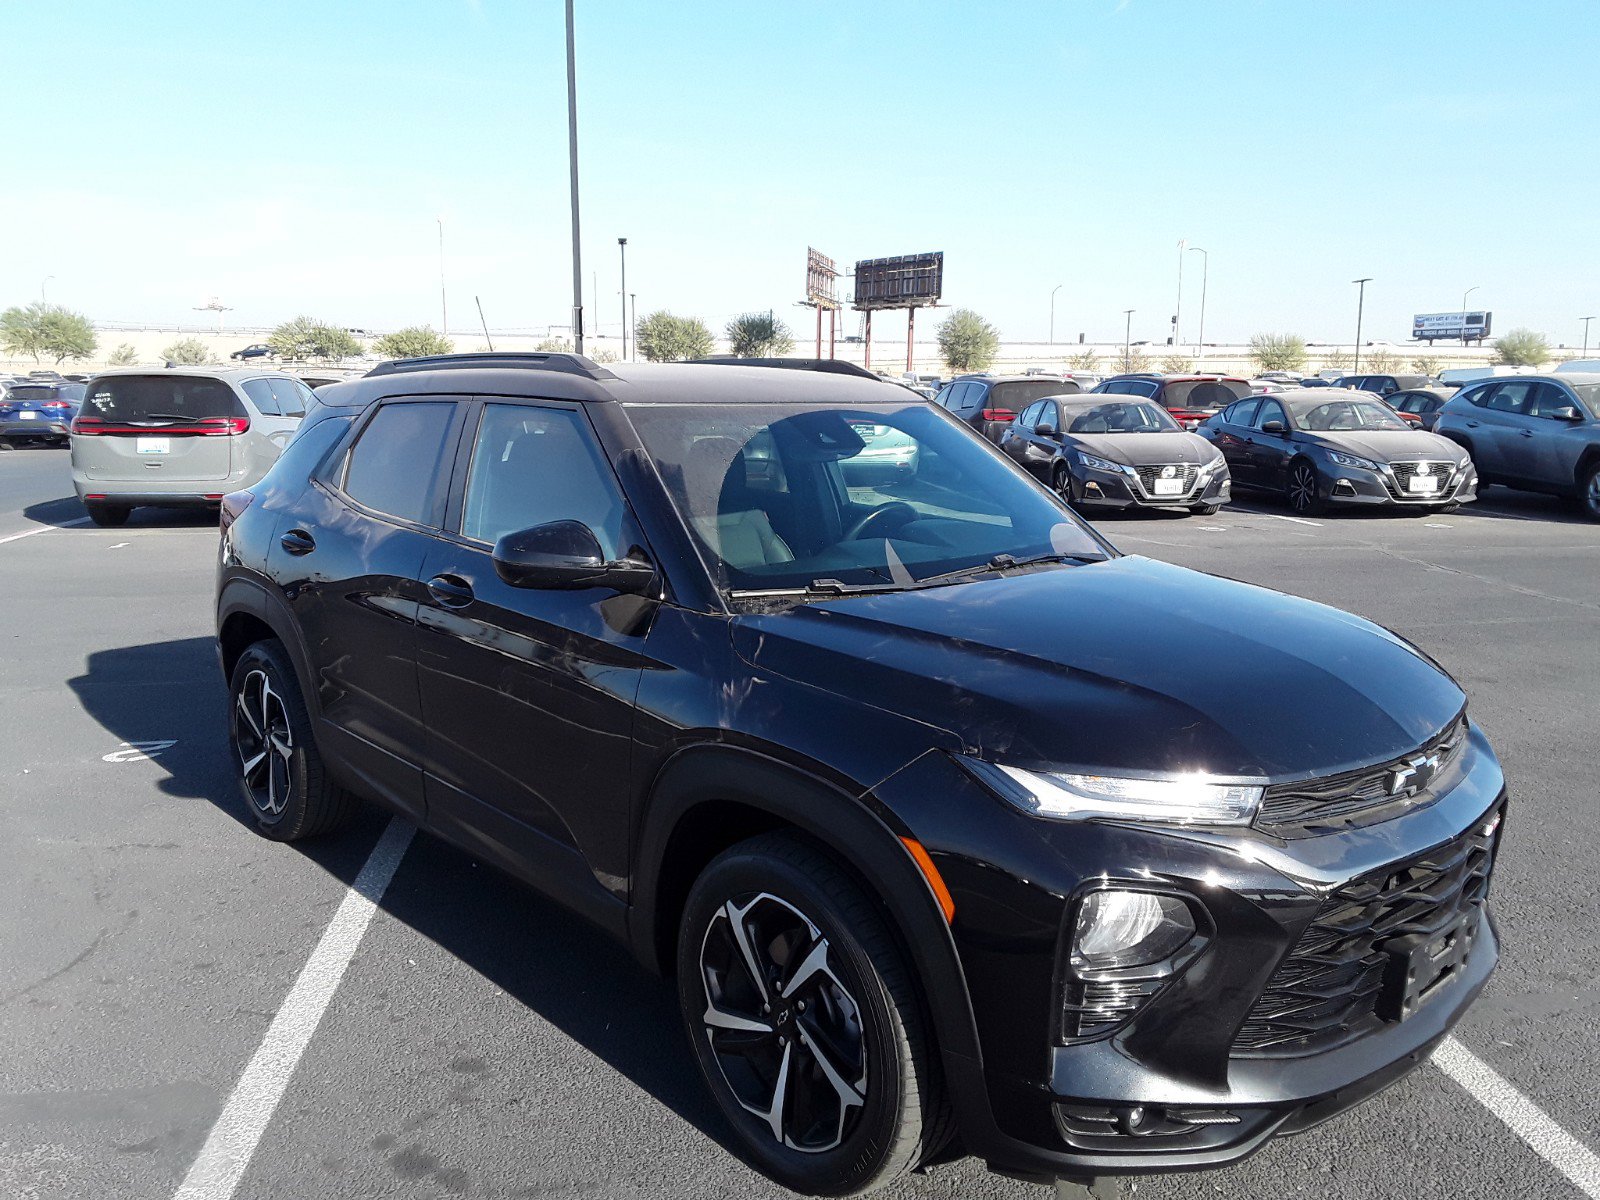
414,399,652,897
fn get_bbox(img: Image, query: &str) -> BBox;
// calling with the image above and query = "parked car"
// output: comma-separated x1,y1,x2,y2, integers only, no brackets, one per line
230,343,275,361
1200,388,1477,515
218,353,1503,1196
999,395,1229,514
1248,379,1290,394
0,380,84,447
932,374,1082,441
1091,374,1252,429
1334,373,1436,398
70,368,314,525
1434,373,1600,520
1554,359,1600,375
1389,388,1454,431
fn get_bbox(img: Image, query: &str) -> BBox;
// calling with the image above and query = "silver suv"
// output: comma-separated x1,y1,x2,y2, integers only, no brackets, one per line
1434,372,1600,520
70,368,313,526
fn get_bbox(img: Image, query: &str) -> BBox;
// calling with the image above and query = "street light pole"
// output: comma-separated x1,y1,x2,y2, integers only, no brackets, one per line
1352,277,1373,373
564,0,585,354
1175,239,1185,349
41,276,54,304
1050,284,1062,344
618,237,628,361
630,293,637,361
1123,308,1135,370
1186,246,1207,356
436,218,447,336
1461,285,1479,346
1583,316,1595,357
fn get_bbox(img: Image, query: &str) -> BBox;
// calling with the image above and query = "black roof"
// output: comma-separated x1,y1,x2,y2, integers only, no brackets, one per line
314,353,910,411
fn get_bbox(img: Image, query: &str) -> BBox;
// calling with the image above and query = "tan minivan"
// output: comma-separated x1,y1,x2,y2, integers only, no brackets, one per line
70,368,313,525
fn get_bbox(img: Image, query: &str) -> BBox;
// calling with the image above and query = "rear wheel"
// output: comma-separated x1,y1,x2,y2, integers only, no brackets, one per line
1285,459,1326,515
228,639,353,840
85,502,130,527
0,438,15,451
677,833,950,1195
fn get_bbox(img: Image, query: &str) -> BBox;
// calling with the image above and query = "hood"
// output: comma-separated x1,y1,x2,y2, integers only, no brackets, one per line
1302,429,1468,463
1062,431,1220,467
732,557,1463,780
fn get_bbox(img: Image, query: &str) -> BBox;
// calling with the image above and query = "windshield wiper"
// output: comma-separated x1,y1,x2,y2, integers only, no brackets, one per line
914,551,1104,587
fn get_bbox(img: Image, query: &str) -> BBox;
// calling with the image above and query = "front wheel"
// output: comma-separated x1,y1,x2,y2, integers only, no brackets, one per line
1052,463,1077,507
228,639,352,840
677,833,950,1195
1579,461,1600,523
1285,460,1326,515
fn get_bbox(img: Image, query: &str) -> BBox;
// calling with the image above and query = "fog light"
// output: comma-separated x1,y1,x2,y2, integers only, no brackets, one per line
1072,891,1195,972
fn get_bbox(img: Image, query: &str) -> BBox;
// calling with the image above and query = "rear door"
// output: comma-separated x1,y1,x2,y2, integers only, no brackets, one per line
239,376,313,483
74,374,241,481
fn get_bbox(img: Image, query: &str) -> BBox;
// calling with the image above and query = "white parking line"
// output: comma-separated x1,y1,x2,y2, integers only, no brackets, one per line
1262,512,1324,527
172,817,416,1200
0,516,91,544
1435,1036,1600,1197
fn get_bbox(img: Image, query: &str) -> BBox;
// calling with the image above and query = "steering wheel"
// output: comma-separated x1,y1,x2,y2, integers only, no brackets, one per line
843,501,918,541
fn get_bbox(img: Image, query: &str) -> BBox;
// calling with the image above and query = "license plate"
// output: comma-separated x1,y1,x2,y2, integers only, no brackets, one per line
1407,474,1439,494
1378,911,1477,1021
137,437,171,455
18,410,38,420
1153,477,1185,496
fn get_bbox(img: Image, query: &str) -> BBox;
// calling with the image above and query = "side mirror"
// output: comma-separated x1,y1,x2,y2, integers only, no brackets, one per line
1034,423,1056,437
1548,406,1584,422
492,520,655,594
1260,419,1288,434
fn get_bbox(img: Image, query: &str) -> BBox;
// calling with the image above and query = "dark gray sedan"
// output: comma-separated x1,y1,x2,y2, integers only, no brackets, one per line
999,395,1230,515
1200,388,1477,515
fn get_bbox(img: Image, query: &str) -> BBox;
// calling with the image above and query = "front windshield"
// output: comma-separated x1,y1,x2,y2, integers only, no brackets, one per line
1297,399,1410,431
625,401,1107,594
1063,400,1180,433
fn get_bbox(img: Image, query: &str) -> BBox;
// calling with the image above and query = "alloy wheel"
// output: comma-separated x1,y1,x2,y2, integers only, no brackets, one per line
1288,463,1318,513
1587,469,1600,519
698,892,867,1154
235,668,294,818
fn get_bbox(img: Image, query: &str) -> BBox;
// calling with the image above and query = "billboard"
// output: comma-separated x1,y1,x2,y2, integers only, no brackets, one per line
853,252,944,310
1412,311,1492,342
805,247,840,308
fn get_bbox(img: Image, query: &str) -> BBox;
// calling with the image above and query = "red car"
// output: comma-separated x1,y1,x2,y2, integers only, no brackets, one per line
1090,374,1253,429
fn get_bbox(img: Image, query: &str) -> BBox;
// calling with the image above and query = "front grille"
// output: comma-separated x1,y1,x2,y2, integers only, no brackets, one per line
1384,460,1460,502
1257,716,1469,836
1233,804,1502,1056
1132,463,1199,498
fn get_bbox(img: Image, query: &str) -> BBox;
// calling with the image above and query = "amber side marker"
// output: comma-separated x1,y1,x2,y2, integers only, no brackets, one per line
900,837,956,924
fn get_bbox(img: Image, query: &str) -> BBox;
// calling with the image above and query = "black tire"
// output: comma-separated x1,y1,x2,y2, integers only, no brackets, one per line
1578,460,1600,523
1285,458,1326,516
1051,463,1077,507
677,832,950,1196
228,639,353,840
0,437,15,451
85,502,130,527
1190,502,1222,516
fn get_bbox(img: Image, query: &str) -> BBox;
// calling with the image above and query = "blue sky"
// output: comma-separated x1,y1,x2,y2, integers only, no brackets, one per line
4,0,1597,347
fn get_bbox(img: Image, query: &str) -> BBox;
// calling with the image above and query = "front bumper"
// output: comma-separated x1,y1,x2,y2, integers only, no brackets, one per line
1072,464,1230,510
1322,459,1477,508
879,723,1505,1182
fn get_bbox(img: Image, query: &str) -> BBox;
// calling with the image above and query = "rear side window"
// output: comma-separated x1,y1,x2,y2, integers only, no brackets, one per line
341,402,456,525
81,375,245,422
991,380,1078,409
242,377,313,418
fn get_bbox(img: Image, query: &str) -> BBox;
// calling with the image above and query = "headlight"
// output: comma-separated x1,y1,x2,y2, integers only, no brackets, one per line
1077,452,1127,474
1328,450,1380,471
976,760,1263,825
1073,891,1197,971
1199,456,1228,476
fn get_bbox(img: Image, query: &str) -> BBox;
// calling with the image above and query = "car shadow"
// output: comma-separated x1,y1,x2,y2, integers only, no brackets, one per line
22,496,220,530
67,636,738,1162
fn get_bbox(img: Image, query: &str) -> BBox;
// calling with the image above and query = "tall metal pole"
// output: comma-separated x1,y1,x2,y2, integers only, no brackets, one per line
565,0,584,354
1123,309,1134,371
436,219,447,335
1352,277,1372,374
630,293,637,361
906,306,916,374
1186,246,1207,356
1461,285,1479,346
41,276,54,304
1050,284,1062,344
1175,239,1185,348
617,238,628,361
1582,316,1594,357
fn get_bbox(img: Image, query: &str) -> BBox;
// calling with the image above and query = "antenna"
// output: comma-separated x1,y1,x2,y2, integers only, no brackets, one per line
193,295,233,333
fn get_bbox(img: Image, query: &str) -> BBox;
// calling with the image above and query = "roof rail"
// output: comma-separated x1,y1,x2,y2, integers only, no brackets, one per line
687,357,882,380
363,352,616,381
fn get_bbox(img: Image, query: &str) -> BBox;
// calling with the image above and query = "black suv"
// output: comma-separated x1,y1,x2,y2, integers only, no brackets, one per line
216,353,1504,1195
932,374,1082,441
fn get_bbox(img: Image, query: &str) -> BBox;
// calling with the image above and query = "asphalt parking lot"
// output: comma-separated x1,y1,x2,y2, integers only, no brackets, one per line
3,442,1598,1200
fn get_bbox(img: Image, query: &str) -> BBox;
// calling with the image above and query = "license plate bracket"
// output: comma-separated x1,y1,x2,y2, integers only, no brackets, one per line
137,437,171,455
1407,473,1439,494
1153,477,1185,496
1377,910,1477,1021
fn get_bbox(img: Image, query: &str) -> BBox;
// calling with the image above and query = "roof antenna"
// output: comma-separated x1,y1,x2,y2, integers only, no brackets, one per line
475,296,494,351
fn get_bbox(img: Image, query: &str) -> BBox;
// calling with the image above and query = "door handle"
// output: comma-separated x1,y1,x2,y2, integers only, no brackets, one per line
426,573,475,607
1518,429,1534,438
1464,420,1479,428
280,528,316,556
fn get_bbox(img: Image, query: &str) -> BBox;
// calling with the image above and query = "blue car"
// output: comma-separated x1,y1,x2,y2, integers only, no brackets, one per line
0,380,85,447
